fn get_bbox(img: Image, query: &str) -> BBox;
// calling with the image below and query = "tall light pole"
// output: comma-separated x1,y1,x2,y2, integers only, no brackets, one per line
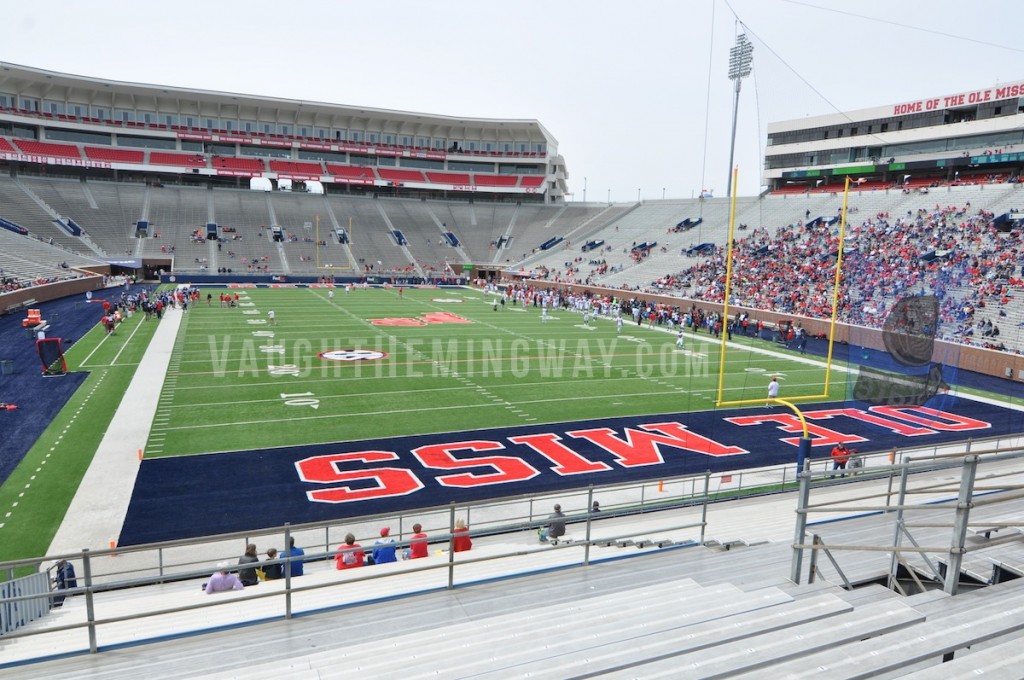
583,176,587,203
726,32,753,198
637,188,641,202
607,188,611,203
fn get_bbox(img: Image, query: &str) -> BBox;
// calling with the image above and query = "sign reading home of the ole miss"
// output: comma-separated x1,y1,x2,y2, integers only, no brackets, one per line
117,397,1019,545
893,82,1024,115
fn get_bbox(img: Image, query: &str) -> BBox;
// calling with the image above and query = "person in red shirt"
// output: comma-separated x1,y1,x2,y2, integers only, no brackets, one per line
404,523,428,560
830,443,852,478
452,518,472,553
335,533,364,569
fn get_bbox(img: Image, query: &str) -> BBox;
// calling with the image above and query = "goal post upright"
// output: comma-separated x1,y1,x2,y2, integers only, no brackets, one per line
715,166,741,407
316,214,354,273
714,171,851,410
822,176,852,396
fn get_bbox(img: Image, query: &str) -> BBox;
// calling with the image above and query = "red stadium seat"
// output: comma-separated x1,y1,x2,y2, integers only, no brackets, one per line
426,172,470,185
149,152,208,168
212,157,266,172
473,174,518,187
269,160,324,175
84,147,145,163
325,164,378,182
14,139,81,159
378,168,426,183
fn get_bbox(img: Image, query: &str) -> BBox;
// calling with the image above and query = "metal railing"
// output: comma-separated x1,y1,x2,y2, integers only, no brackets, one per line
3,432,1021,662
791,440,1024,594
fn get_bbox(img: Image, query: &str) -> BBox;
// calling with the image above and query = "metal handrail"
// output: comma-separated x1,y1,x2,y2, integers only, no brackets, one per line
0,513,705,653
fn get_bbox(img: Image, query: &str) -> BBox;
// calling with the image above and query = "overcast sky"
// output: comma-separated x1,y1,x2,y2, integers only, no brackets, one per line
2,0,1021,201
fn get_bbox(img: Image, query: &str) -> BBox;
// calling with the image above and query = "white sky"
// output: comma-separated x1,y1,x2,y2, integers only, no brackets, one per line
2,0,1021,201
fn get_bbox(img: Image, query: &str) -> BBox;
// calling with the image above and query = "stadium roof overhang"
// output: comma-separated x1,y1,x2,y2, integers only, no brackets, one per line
0,62,558,146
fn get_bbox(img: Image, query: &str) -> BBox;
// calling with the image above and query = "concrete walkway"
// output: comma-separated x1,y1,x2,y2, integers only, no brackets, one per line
47,307,183,555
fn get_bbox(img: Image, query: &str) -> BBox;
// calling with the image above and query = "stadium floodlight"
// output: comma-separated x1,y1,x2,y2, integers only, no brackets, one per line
726,33,753,198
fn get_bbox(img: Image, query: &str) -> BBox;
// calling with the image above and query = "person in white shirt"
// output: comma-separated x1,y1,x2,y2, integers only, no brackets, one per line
767,376,780,407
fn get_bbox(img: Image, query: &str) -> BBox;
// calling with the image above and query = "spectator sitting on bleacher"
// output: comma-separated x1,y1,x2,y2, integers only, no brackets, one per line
50,558,77,607
281,537,305,576
370,527,398,565
539,504,567,544
204,563,244,594
452,518,472,553
335,533,365,569
238,543,260,586
261,547,283,580
403,523,429,560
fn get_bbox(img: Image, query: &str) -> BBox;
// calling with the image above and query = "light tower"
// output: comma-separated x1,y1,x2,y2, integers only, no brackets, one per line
726,32,753,198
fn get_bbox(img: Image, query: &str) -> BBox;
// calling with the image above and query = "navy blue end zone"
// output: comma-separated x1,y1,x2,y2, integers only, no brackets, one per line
118,396,1024,545
0,286,150,484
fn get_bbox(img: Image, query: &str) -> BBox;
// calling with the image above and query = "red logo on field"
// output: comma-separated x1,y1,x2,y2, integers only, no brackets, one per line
370,312,472,326
371,318,427,326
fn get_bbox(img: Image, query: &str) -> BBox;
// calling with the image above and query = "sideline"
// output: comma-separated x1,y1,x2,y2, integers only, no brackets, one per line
47,307,184,555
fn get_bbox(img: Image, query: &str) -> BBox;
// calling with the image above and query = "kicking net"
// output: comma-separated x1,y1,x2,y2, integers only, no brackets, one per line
849,295,956,407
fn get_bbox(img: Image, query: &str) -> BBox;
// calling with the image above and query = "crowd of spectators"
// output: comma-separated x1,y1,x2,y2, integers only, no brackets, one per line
1,270,83,293
647,202,1022,352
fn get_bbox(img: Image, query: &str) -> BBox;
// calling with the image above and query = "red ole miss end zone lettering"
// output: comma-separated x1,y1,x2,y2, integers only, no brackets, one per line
294,406,989,504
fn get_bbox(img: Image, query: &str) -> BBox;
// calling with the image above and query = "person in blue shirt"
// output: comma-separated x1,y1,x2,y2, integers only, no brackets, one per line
371,527,398,565
280,536,305,577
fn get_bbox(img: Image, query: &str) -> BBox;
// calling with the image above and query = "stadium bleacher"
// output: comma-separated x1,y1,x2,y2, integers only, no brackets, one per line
4,447,1023,676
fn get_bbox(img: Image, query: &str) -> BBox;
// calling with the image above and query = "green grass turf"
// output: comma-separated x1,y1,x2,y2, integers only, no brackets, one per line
151,286,844,456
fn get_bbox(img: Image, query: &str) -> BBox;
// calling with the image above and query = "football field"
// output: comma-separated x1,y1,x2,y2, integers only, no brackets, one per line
111,285,1019,545
5,283,1017,555
146,285,833,457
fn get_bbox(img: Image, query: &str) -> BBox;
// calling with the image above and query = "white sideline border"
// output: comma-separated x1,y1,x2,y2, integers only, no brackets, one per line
47,307,183,556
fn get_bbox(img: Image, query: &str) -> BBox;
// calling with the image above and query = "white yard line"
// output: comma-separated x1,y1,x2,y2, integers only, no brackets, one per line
109,314,148,366
75,328,112,367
